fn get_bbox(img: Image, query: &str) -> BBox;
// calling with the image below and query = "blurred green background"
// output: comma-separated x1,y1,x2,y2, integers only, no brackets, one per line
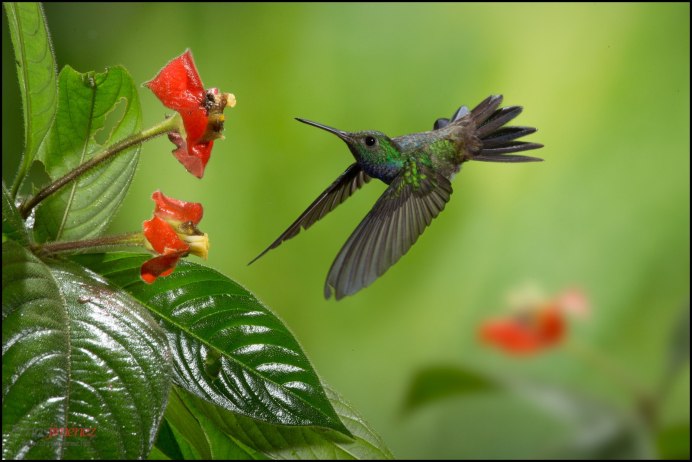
3,3,689,458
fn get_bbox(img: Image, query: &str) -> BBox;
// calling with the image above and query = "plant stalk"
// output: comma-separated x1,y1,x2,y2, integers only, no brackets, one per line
34,232,145,257
19,114,181,219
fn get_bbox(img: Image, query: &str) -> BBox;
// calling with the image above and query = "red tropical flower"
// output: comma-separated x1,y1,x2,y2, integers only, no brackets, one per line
479,288,588,355
145,50,235,178
480,302,565,354
141,191,209,283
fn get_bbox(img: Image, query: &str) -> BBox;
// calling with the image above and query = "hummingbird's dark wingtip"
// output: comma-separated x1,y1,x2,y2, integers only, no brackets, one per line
247,250,267,266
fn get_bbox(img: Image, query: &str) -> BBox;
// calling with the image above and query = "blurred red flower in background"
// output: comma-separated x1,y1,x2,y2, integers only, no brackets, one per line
480,287,589,355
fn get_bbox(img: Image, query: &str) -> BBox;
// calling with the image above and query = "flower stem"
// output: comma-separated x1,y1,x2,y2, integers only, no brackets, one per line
34,232,145,257
564,339,658,428
19,114,182,219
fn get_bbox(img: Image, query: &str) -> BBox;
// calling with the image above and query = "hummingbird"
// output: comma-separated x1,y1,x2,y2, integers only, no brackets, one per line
250,95,543,300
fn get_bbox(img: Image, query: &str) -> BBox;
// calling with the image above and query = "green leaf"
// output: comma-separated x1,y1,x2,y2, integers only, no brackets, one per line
402,364,497,414
2,242,171,459
196,410,269,460
656,422,690,459
513,383,656,459
76,252,350,435
4,2,58,195
2,181,29,245
179,384,394,459
402,366,657,458
164,386,267,460
151,420,184,461
161,387,212,460
147,446,172,460
33,65,141,243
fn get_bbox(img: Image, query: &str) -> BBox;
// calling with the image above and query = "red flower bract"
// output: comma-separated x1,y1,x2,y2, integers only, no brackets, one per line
145,50,235,178
151,190,203,225
479,303,565,355
141,191,208,283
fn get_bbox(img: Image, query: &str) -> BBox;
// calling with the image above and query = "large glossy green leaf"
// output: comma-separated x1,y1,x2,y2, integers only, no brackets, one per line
2,182,29,245
147,446,171,460
4,2,57,194
148,446,172,460
160,386,212,460
193,407,269,460
402,364,497,414
76,252,350,434
162,386,267,460
180,383,394,459
150,420,183,460
2,242,171,459
33,65,141,243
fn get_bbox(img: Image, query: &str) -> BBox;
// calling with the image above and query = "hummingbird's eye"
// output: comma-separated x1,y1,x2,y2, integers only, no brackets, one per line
365,136,377,147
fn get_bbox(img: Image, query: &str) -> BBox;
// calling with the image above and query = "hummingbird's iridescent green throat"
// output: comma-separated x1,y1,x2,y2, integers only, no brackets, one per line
251,95,544,300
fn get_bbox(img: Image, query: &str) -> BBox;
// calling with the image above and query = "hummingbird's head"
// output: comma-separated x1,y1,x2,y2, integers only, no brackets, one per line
296,118,397,164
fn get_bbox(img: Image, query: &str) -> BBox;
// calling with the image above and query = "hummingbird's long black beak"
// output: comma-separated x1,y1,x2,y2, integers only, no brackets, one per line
295,118,351,142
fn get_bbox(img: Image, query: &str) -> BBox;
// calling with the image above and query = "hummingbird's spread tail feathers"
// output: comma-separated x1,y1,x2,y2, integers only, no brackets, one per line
469,95,543,163
433,105,469,130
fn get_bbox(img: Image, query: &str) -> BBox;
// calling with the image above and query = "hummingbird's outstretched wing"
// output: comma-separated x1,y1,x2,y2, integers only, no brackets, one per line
249,163,371,264
324,161,453,300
